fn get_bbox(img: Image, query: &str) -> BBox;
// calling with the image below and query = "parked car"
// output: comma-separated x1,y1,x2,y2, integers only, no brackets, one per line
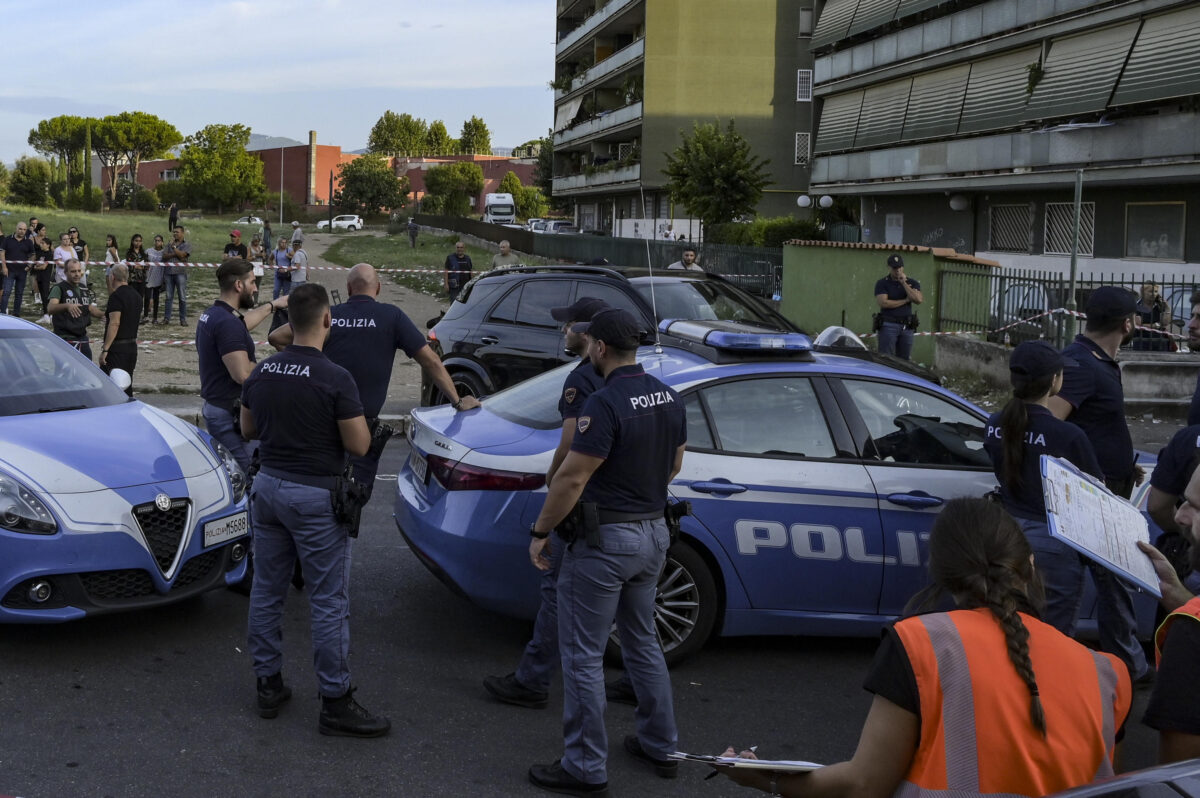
543,221,578,234
525,218,545,232
396,320,1159,663
234,216,264,226
316,214,364,231
0,316,250,621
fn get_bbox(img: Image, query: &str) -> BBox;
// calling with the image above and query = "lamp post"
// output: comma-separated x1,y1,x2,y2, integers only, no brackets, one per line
279,145,284,226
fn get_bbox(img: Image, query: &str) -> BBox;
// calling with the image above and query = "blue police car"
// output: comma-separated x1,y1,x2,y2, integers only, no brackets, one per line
394,320,1158,662
0,315,250,621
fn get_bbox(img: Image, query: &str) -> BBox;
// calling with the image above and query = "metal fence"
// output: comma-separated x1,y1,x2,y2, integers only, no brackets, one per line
938,267,1197,350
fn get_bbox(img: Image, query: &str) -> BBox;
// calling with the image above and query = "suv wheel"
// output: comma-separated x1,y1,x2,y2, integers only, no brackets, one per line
432,371,487,404
347,225,356,231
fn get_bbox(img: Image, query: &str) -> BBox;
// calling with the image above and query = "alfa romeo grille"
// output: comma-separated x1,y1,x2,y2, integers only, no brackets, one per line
133,499,190,574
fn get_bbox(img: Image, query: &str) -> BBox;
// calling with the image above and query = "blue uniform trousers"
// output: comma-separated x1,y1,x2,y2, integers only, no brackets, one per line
202,401,256,474
1017,518,1149,679
877,320,914,359
248,473,353,697
557,519,677,784
515,532,566,692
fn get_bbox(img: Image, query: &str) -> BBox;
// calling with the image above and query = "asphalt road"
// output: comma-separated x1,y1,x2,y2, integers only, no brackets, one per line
0,443,1165,798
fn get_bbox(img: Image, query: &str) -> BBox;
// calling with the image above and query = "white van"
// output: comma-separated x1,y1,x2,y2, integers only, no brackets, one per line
482,193,517,225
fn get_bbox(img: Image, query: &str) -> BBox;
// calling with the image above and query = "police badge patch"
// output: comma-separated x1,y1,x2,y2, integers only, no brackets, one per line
564,387,577,404
577,416,591,434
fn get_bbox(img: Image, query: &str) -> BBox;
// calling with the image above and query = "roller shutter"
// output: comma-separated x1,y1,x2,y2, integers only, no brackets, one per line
1112,5,1200,106
958,46,1041,134
855,78,912,148
812,0,859,49
1023,22,1139,120
815,90,864,153
848,0,902,37
901,64,969,141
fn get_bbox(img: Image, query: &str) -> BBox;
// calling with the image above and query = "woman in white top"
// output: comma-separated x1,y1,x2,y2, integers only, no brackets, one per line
53,233,76,283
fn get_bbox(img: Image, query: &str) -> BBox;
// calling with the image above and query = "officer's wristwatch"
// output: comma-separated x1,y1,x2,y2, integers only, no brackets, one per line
529,523,549,540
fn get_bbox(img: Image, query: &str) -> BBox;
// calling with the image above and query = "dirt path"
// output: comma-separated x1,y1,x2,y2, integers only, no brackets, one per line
134,231,447,411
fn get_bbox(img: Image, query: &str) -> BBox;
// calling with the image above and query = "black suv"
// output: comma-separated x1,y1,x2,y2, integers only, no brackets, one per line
421,266,801,404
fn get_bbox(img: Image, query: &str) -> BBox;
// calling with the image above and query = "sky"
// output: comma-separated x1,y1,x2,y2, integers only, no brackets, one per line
0,0,555,164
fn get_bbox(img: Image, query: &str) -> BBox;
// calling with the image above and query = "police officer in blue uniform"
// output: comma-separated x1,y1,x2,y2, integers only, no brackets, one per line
268,263,479,495
484,297,609,709
1149,424,1200,534
1047,285,1151,682
528,308,686,797
873,254,923,359
239,283,390,737
197,258,286,472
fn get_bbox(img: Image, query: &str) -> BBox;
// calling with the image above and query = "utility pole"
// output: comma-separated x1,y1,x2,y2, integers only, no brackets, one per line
1064,169,1083,347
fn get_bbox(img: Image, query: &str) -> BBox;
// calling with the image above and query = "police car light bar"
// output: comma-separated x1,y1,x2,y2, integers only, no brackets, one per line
657,319,812,351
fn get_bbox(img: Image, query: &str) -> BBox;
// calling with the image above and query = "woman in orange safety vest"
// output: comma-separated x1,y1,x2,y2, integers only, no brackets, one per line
716,497,1132,798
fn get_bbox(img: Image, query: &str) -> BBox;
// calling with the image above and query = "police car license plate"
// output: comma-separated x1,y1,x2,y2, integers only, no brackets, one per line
409,449,428,484
203,512,248,547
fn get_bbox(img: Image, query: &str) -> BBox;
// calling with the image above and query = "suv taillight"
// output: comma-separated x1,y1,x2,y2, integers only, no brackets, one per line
427,455,546,492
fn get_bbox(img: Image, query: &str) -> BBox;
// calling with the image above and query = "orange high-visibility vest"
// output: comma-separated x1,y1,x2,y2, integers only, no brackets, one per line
1154,595,1200,666
892,608,1131,798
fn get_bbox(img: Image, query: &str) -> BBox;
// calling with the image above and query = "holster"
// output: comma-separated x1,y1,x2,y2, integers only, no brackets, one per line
665,500,692,544
581,502,600,549
245,448,262,488
906,314,920,331
231,398,243,437
557,503,583,543
367,419,395,463
872,313,883,333
332,472,372,538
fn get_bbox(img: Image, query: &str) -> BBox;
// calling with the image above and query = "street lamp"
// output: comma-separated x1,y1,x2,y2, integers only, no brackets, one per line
797,195,834,209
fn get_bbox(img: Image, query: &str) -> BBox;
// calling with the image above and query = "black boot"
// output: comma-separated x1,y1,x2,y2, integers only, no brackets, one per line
256,673,292,719
319,687,390,738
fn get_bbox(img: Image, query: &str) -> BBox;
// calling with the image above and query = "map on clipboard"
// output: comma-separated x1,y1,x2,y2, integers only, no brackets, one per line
1040,455,1160,597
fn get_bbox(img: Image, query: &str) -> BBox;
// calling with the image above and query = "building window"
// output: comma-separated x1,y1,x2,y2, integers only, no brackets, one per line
160,169,178,181
1125,202,1186,260
988,205,1032,253
798,7,814,36
796,69,814,102
1044,202,1095,256
794,133,811,167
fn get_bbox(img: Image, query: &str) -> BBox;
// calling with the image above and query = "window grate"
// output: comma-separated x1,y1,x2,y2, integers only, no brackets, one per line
794,133,811,167
797,69,814,102
988,205,1032,253
1044,202,1095,256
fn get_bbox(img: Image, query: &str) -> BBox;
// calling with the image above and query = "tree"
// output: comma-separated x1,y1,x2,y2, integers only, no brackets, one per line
458,116,491,155
425,120,453,154
0,161,10,203
89,116,126,203
28,115,86,192
334,155,410,215
516,186,549,220
177,123,267,214
531,131,554,198
8,157,52,206
113,111,182,194
497,170,523,197
368,111,428,155
662,119,771,226
423,161,484,216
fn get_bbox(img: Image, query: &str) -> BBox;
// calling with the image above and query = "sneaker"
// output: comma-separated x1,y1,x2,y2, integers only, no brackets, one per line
483,672,549,709
623,735,678,779
605,676,637,707
36,314,50,324
256,672,292,719
319,686,390,738
528,761,609,797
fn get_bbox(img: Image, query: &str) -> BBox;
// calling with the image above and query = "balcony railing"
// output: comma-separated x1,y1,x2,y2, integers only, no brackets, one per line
554,102,643,147
555,37,645,99
552,163,641,194
557,0,640,55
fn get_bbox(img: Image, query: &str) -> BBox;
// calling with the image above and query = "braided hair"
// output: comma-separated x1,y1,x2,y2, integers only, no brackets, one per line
997,371,1058,500
909,498,1048,736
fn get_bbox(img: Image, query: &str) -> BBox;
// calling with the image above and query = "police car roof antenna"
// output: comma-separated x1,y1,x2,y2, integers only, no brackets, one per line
638,184,664,353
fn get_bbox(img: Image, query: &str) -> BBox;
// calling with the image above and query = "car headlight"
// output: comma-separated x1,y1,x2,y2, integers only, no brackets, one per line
210,440,248,502
0,472,57,535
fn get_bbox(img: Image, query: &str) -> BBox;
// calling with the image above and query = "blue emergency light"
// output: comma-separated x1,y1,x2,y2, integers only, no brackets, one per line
658,319,812,352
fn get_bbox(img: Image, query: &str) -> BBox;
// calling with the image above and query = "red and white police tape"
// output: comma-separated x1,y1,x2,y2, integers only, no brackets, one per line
859,307,1186,341
4,259,470,274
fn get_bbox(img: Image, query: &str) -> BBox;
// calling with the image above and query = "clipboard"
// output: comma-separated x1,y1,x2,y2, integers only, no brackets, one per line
1039,455,1161,597
670,752,822,773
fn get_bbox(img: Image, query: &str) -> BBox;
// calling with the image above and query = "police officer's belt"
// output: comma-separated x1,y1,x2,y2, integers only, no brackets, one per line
598,509,664,525
260,467,338,491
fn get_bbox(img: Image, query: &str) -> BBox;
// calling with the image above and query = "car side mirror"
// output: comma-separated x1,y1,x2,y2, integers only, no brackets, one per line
108,368,132,392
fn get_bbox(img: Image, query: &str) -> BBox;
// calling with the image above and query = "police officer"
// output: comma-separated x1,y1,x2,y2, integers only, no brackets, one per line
873,253,922,359
267,263,480,494
483,297,609,710
1047,285,1151,682
239,283,389,737
528,308,686,796
1149,423,1200,534
46,259,103,358
197,258,286,473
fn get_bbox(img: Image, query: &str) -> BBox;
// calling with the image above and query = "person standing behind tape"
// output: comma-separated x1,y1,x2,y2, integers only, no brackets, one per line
196,258,287,473
271,238,292,299
873,254,922,360
528,308,686,796
289,239,308,289
444,241,472,302
162,225,191,326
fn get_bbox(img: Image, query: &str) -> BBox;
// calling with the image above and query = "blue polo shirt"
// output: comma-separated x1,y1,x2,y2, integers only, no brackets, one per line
241,346,363,476
1188,373,1200,426
197,300,255,404
570,363,687,514
323,295,427,419
1150,424,1200,496
874,274,920,319
984,404,1104,521
558,358,604,421
1058,334,1133,482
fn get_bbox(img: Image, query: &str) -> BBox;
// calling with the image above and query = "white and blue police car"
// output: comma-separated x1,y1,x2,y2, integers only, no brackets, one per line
0,315,250,621
394,320,1158,663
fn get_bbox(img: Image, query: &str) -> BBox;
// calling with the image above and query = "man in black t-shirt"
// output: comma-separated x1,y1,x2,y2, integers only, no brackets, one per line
443,241,473,302
223,229,249,261
100,264,142,394
1,221,37,317
873,254,923,360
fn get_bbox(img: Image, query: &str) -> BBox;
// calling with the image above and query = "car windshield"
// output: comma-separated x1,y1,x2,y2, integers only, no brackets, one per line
483,361,574,430
632,278,785,329
0,330,130,417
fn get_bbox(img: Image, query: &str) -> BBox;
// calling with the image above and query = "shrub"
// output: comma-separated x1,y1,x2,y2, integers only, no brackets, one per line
63,185,104,212
707,216,823,247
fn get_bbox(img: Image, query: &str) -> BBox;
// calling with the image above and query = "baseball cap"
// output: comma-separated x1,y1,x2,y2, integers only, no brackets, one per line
1009,340,1064,381
573,308,644,349
887,254,904,269
230,229,241,237
1085,286,1138,321
291,221,300,227
550,297,610,323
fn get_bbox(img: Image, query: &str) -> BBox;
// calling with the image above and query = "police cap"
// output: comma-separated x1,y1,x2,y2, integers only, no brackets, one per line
1085,286,1138,322
550,296,611,324
887,254,904,269
1009,340,1064,381
573,308,644,349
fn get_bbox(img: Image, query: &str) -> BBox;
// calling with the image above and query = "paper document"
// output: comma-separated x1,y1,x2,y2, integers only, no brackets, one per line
670,752,822,772
1040,455,1160,597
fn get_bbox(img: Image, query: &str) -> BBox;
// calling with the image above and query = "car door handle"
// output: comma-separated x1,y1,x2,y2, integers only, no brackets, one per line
690,480,748,495
885,491,944,508
480,336,499,345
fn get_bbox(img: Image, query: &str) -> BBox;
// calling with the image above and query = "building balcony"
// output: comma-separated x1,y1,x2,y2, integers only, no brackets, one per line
554,102,643,148
557,0,640,56
552,163,641,195
555,37,645,100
